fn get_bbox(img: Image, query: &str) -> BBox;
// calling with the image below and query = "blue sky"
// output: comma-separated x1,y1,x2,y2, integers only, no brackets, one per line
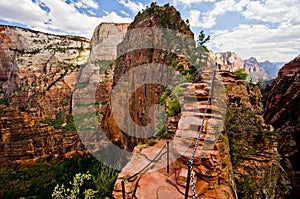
0,0,299,62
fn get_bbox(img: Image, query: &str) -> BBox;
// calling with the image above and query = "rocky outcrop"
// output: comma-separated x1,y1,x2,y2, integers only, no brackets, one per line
222,71,290,198
113,67,232,198
264,54,300,198
90,23,129,61
101,4,289,198
113,68,288,198
215,52,244,72
101,4,194,151
259,61,278,79
0,22,130,164
0,25,90,118
0,25,91,163
243,57,264,73
0,107,87,164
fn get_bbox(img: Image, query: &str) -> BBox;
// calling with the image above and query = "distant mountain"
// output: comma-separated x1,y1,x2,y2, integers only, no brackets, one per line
244,57,265,73
216,52,284,81
259,60,282,79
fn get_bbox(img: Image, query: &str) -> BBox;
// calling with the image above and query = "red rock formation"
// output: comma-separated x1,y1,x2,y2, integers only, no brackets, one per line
215,53,268,82
263,54,300,198
101,4,194,151
0,23,131,164
0,25,90,118
113,69,287,198
243,57,264,73
0,25,92,163
215,52,244,72
0,107,87,164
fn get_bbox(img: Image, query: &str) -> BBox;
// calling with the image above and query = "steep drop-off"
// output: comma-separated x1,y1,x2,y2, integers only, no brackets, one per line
264,54,300,198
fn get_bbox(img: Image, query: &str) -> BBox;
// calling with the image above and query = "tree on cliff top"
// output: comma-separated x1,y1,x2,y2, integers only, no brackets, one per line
197,30,210,51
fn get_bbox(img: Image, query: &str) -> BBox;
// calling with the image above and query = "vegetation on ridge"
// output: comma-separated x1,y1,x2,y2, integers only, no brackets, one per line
233,68,248,80
0,155,119,199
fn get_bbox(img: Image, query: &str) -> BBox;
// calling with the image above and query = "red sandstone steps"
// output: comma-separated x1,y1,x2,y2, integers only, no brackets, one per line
113,69,230,198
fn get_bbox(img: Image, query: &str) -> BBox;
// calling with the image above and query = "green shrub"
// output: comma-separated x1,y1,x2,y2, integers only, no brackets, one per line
147,138,156,146
93,164,119,198
52,172,97,199
233,69,248,80
40,112,76,131
0,155,119,198
0,98,8,105
166,97,180,116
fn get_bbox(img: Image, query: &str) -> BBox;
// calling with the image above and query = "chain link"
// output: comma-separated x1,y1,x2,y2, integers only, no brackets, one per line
191,169,196,198
186,63,217,199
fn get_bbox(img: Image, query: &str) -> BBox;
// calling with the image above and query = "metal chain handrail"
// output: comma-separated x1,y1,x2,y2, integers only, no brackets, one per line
185,63,217,199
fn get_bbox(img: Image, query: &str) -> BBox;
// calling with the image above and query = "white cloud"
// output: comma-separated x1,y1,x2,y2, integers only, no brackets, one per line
0,0,132,38
121,10,130,17
243,0,300,24
72,0,99,9
172,0,216,6
189,0,249,28
209,22,300,62
118,0,145,14
204,0,300,62
189,10,202,27
0,0,49,27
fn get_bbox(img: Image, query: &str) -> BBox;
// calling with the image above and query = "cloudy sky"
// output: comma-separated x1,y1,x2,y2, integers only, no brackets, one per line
0,0,299,62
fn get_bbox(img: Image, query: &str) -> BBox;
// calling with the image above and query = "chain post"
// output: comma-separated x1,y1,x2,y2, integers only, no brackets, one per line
121,179,126,199
185,160,193,199
167,141,170,174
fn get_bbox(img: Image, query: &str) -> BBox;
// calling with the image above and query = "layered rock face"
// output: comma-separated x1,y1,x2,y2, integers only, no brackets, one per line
0,25,90,118
101,4,195,151
264,54,300,198
215,51,244,71
0,25,91,163
0,22,132,164
0,107,85,164
243,57,265,73
90,23,129,61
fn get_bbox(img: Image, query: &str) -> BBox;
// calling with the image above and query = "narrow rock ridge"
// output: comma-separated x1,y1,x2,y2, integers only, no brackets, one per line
113,67,233,198
101,4,195,151
113,68,288,198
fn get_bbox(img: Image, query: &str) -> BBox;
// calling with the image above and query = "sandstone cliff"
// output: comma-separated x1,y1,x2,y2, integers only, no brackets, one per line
101,4,195,151
0,25,92,163
90,23,129,61
264,54,300,198
215,52,244,72
0,25,90,117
